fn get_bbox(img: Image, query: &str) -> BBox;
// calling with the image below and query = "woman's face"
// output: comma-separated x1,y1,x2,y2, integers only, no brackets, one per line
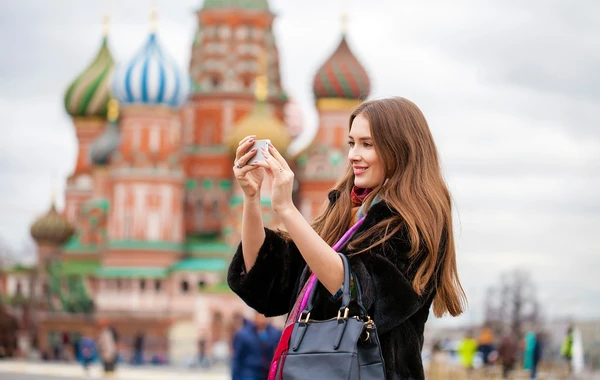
348,113,386,189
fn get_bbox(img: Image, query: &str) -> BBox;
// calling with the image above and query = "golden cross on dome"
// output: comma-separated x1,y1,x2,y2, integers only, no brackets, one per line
341,12,348,36
150,6,158,32
102,14,110,37
50,170,58,207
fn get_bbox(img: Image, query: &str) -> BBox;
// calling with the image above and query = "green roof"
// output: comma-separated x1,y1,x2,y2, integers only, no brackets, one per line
83,198,110,212
185,239,232,255
109,240,183,251
171,258,227,272
62,234,100,254
204,281,233,293
61,261,100,276
3,265,33,274
95,267,168,278
202,0,270,10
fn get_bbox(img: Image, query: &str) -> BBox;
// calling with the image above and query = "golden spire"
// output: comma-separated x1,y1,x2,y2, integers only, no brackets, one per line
341,12,348,36
102,14,110,37
107,98,119,122
150,7,158,32
254,50,268,101
50,170,57,208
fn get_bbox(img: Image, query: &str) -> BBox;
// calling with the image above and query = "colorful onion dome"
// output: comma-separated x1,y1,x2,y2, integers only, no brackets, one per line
312,36,370,100
227,102,291,155
64,37,115,118
202,0,270,10
30,203,75,246
112,33,189,107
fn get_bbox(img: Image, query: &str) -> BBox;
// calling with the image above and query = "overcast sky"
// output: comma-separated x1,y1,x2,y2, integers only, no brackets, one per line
0,0,599,327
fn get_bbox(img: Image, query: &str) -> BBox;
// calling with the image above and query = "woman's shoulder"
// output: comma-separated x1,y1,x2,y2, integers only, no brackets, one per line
361,200,403,233
355,201,411,256
365,200,398,220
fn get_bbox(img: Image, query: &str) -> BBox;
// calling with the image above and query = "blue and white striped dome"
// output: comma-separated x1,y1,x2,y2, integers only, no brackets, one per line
112,33,189,107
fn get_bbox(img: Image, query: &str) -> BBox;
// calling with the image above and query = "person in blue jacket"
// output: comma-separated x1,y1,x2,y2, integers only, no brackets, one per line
78,335,96,377
231,313,282,380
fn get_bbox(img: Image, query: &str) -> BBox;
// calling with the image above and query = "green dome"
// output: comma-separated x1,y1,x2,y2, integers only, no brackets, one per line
64,37,115,118
202,0,270,10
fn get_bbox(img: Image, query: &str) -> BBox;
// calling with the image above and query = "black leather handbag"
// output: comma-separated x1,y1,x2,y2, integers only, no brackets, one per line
279,252,386,379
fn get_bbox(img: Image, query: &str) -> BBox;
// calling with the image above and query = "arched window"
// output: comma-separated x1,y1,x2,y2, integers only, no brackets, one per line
181,280,189,293
212,199,219,218
211,76,221,89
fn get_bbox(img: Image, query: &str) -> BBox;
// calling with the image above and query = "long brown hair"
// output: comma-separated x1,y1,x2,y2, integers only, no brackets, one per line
311,97,466,317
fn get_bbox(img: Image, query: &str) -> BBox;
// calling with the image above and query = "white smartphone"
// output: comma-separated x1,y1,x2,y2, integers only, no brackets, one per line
247,139,271,165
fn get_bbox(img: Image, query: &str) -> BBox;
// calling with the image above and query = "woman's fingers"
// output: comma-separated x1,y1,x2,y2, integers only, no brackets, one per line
238,135,256,147
235,148,257,167
261,147,287,180
235,163,263,178
253,160,275,180
235,136,256,160
267,143,291,170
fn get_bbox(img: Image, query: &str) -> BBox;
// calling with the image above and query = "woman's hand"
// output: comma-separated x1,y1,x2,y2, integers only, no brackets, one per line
233,135,264,199
255,143,296,215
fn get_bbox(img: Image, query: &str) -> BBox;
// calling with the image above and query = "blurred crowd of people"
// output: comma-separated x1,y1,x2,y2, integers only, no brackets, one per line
37,323,170,378
43,323,122,378
430,325,576,379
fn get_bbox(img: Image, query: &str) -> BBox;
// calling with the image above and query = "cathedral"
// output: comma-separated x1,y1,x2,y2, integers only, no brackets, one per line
7,0,371,361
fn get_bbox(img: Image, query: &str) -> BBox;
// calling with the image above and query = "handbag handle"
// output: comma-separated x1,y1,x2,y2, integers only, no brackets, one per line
301,253,367,320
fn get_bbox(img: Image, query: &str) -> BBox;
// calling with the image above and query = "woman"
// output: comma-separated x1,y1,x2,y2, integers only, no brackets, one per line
98,323,117,378
227,97,466,379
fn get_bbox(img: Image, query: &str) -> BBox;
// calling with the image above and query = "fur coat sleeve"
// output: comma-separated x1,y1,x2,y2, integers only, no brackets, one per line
227,228,306,317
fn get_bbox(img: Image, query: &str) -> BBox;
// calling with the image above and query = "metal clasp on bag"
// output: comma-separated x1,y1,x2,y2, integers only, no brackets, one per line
364,315,374,329
361,316,374,342
336,307,349,320
298,312,310,324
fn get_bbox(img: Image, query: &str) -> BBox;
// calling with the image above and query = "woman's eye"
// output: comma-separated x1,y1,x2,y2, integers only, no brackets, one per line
364,142,372,147
348,141,355,147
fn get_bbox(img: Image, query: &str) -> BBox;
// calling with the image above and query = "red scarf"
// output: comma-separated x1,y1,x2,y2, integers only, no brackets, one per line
351,186,373,207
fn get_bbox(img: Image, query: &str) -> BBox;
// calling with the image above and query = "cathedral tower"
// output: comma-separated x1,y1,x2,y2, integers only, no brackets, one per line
106,10,189,270
182,0,286,237
63,16,115,225
298,15,370,220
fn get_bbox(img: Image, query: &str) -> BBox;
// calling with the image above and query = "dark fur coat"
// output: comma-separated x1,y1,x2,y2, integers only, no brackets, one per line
227,195,437,380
